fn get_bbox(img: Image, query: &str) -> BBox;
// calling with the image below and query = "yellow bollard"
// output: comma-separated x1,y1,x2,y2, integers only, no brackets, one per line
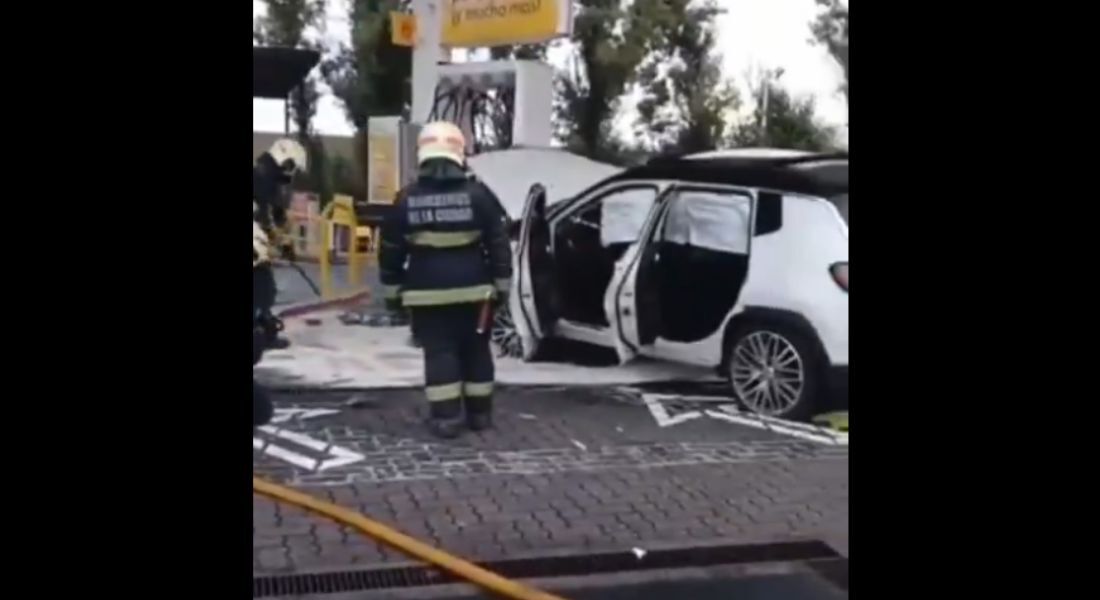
319,195,368,300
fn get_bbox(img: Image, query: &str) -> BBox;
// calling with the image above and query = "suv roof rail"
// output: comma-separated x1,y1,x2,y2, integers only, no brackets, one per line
644,152,693,165
646,150,848,168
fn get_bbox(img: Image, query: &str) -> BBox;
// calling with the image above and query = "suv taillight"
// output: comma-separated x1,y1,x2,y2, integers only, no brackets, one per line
830,262,848,291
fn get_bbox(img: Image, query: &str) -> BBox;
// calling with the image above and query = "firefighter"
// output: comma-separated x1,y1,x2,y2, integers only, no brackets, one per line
253,138,308,350
253,221,275,428
379,121,512,439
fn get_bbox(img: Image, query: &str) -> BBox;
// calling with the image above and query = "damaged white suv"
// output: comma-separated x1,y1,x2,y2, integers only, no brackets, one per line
506,151,848,421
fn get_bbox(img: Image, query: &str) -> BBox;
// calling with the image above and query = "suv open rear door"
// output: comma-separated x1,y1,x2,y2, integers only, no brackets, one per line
604,186,677,363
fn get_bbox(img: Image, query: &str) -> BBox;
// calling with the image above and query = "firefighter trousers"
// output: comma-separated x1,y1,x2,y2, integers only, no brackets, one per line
409,302,494,422
253,262,277,312
254,379,273,428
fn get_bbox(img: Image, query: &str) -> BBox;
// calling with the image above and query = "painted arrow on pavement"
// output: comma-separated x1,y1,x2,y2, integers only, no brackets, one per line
253,408,366,471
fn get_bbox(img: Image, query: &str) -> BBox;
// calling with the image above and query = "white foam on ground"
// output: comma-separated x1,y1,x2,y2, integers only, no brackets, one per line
256,316,716,389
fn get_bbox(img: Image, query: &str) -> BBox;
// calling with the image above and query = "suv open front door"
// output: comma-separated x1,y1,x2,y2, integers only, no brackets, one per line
510,184,559,360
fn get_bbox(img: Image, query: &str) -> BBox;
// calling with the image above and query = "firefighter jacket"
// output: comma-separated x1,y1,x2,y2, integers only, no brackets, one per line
253,153,289,232
379,162,512,307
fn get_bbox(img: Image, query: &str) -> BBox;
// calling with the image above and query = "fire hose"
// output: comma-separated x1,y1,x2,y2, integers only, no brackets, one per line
254,477,567,600
271,258,322,297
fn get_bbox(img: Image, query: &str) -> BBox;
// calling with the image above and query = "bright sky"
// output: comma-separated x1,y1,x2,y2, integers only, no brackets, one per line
253,0,848,145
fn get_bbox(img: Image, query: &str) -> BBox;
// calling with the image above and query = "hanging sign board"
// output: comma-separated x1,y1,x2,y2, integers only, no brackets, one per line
390,11,417,47
441,0,573,48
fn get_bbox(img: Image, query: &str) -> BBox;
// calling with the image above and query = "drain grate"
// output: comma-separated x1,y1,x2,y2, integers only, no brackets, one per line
254,565,450,598
253,540,840,597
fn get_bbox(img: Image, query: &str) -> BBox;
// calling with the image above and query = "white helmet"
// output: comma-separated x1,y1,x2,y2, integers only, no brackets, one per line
253,221,271,266
268,138,308,175
417,121,466,167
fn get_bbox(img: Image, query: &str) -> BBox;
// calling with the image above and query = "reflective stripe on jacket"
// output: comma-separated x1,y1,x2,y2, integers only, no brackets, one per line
378,162,512,307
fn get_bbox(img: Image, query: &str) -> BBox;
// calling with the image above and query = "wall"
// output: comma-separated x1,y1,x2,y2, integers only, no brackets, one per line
285,192,324,259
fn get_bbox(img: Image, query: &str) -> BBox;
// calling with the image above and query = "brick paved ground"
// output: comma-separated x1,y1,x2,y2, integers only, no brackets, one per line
253,387,848,575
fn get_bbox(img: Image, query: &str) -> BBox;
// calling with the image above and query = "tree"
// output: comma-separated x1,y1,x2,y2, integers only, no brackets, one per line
633,0,739,155
254,0,327,136
322,1,413,202
810,0,848,102
729,82,837,152
329,155,366,198
555,0,659,163
256,0,325,47
255,1,332,203
323,0,412,130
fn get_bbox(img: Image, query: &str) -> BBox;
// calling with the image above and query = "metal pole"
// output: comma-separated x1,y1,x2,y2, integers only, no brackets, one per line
411,0,443,126
284,96,290,135
761,82,769,145
759,68,784,146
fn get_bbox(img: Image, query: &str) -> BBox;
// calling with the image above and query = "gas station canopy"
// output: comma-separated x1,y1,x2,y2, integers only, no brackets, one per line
253,46,321,99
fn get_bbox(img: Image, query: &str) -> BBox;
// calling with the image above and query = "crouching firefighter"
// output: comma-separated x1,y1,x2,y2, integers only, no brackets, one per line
379,121,512,439
253,138,308,350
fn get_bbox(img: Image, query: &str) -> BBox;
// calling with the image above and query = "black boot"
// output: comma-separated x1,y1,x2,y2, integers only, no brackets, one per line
427,418,463,439
267,335,292,350
427,398,463,439
260,312,290,350
465,396,494,432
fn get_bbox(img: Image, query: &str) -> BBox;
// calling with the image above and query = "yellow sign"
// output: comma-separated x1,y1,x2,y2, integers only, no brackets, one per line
390,11,416,47
442,0,567,48
368,133,398,205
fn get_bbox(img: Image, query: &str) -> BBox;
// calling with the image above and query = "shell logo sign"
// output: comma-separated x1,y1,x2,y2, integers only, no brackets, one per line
391,11,417,47
442,0,572,48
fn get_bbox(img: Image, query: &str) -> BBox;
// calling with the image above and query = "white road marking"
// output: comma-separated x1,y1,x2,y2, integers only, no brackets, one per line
641,393,848,446
253,437,318,470
643,395,705,427
705,410,847,446
254,408,366,471
269,408,341,424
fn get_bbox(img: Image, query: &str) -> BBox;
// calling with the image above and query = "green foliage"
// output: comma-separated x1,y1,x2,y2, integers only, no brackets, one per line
633,0,739,155
810,0,848,101
321,1,412,202
729,83,837,152
290,81,322,139
323,0,412,130
255,0,325,46
555,0,662,163
329,155,365,198
256,1,330,200
254,0,327,135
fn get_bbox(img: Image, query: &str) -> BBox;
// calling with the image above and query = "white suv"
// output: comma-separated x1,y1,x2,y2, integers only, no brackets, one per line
506,151,848,421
